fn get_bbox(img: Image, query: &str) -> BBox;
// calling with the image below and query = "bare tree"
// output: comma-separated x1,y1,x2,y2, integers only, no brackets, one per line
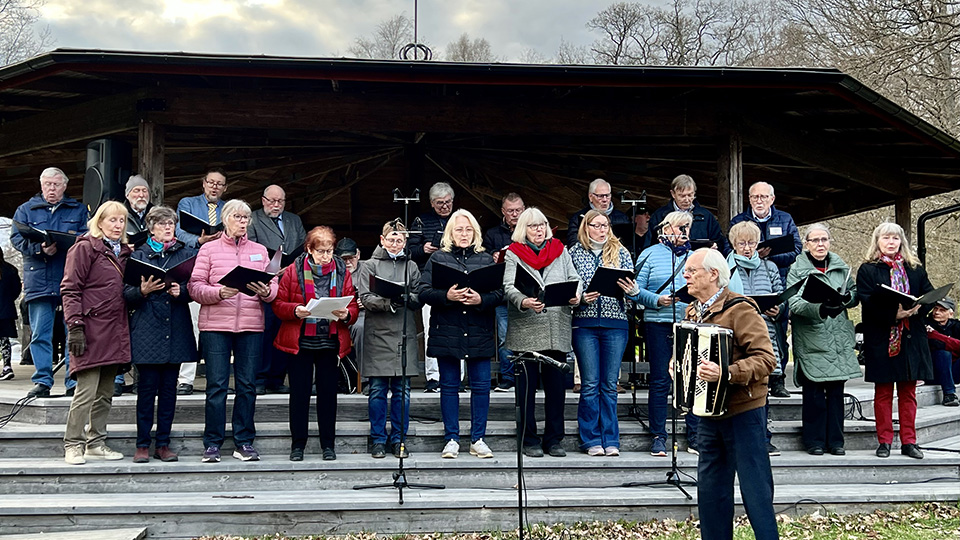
444,33,497,62
784,0,960,135
0,0,54,66
556,37,591,64
518,47,548,64
347,14,415,60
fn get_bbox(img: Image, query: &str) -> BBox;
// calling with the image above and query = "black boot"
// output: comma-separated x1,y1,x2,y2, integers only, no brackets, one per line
769,374,790,398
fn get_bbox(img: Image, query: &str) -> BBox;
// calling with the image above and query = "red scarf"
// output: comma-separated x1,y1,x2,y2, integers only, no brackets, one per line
507,238,565,270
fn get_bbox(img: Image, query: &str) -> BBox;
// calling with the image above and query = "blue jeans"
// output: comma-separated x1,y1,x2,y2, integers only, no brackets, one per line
438,356,490,443
698,407,779,540
496,304,514,384
931,350,958,395
201,331,261,448
27,298,74,390
368,376,411,445
574,326,628,449
646,322,698,442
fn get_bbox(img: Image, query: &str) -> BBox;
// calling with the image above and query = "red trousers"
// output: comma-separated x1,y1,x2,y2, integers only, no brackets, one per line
874,381,917,444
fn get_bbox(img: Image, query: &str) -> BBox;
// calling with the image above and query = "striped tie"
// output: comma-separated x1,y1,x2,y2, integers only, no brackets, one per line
208,202,217,226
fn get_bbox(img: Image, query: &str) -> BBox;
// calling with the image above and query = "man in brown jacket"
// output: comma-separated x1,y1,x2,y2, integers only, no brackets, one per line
681,248,779,540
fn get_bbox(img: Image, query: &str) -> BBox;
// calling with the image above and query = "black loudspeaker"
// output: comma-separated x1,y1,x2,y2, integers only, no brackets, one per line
83,138,132,216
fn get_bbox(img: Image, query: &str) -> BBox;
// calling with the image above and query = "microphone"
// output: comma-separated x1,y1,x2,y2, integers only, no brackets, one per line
509,351,572,374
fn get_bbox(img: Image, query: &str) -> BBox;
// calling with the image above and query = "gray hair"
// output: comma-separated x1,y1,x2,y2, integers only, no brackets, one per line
750,181,775,197
803,222,830,243
698,248,731,288
511,207,552,243
661,210,693,230
262,184,285,197
144,205,177,230
221,199,251,221
588,178,610,195
864,221,920,267
429,182,455,202
671,174,696,192
40,167,69,185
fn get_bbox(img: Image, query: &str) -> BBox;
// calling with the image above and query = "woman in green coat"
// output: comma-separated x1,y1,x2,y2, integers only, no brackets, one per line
787,223,861,456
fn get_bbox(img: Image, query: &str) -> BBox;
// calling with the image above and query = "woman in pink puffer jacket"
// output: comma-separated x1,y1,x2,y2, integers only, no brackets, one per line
188,199,278,464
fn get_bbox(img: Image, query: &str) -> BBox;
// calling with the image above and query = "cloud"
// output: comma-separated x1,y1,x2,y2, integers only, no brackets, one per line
40,0,606,61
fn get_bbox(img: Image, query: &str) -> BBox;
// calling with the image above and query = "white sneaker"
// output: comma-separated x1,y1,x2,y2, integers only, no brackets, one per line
469,438,493,458
85,445,123,460
64,446,85,465
604,446,620,457
586,445,604,456
441,439,459,459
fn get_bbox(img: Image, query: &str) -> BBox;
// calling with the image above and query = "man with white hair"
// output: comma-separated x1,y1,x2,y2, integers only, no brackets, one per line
730,181,802,398
566,178,630,247
681,248,778,540
408,182,456,392
11,167,88,398
124,175,153,244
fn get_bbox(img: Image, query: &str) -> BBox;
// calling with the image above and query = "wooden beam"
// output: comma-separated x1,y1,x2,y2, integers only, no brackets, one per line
138,121,165,204
895,196,912,240
790,188,894,225
146,88,719,138
716,132,743,229
0,91,144,159
738,118,910,197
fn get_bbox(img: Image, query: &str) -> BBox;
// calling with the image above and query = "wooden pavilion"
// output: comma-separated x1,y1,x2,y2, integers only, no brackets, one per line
2,49,960,247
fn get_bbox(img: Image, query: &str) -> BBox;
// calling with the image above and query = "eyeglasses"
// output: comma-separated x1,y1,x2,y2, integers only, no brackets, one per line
313,248,334,255
230,214,250,222
155,220,176,228
526,223,547,230
453,227,474,235
433,199,453,208
383,237,404,245
806,237,830,244
41,181,64,189
749,194,772,201
503,208,525,215
588,223,610,230
262,197,285,205
684,267,704,276
205,180,226,189
591,192,612,200
736,241,758,248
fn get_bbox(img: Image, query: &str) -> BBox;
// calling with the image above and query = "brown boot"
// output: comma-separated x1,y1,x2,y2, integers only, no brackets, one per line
132,447,150,463
154,446,179,462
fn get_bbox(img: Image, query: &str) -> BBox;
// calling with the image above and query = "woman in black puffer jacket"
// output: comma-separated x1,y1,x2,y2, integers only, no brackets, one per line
123,206,199,463
419,209,503,459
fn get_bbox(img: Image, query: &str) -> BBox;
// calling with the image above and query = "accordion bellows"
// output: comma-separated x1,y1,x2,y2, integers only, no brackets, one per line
673,322,733,417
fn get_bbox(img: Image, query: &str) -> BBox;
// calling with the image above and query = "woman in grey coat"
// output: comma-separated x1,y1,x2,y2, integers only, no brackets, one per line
503,208,581,458
726,221,786,456
357,220,422,459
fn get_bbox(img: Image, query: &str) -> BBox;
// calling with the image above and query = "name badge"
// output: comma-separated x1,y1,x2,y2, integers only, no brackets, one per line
769,226,783,236
250,254,263,262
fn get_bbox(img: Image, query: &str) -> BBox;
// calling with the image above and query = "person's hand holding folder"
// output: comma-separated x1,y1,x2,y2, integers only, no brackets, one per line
140,275,166,296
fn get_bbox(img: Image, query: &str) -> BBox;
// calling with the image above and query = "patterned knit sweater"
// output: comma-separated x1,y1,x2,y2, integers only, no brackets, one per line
569,243,633,329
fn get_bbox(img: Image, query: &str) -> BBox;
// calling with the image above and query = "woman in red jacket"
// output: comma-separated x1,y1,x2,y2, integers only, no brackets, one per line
60,201,132,465
273,226,358,461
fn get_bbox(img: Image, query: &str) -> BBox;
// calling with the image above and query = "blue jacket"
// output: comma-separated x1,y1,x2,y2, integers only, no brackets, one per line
11,194,88,302
176,194,224,249
730,206,801,284
629,242,689,324
647,200,729,255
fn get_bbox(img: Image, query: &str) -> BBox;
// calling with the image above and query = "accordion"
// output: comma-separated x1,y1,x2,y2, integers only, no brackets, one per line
673,321,733,417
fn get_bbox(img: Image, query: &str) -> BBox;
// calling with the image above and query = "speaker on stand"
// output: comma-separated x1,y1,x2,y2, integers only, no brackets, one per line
82,138,132,216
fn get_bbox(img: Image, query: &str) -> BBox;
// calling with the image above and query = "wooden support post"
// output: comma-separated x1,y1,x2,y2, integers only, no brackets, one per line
717,132,743,229
895,196,912,241
138,121,166,205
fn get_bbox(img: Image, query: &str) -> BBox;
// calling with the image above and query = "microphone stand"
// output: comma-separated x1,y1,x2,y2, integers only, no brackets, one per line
354,188,445,504
620,190,648,425
622,231,694,500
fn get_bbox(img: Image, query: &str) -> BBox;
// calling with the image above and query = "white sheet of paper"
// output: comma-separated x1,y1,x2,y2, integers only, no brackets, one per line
305,296,353,320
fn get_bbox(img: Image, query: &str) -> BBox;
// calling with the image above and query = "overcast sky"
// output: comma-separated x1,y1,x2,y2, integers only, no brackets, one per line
40,0,615,62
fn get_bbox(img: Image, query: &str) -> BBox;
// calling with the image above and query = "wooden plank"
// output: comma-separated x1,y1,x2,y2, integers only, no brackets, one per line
739,118,910,197
146,88,719,138
137,121,165,204
0,92,143,159
716,131,743,229
895,197,912,240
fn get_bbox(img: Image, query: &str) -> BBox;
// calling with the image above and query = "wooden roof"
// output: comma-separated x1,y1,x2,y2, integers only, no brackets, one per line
2,49,959,246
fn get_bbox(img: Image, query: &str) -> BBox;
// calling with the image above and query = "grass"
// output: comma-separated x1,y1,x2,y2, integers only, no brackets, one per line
195,501,960,540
